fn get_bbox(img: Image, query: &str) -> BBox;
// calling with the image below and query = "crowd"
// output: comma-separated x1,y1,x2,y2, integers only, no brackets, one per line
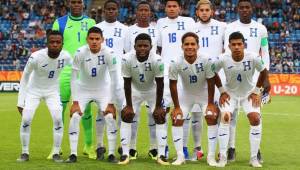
0,0,299,73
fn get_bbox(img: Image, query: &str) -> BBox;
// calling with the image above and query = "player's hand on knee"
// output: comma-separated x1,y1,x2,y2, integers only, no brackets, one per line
121,105,135,123
104,103,116,118
205,103,218,120
219,92,230,107
171,107,183,126
70,101,82,117
248,93,261,108
153,106,166,124
17,106,23,116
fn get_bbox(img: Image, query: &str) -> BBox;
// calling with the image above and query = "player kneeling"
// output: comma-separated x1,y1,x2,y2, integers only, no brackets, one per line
17,30,72,162
65,27,120,163
169,32,218,165
215,32,268,168
118,33,169,165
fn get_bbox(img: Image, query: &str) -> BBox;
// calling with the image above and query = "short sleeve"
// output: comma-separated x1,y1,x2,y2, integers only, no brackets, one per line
214,55,223,73
121,55,131,78
168,60,178,80
253,56,266,72
154,57,164,78
205,59,216,79
107,50,118,72
72,50,81,71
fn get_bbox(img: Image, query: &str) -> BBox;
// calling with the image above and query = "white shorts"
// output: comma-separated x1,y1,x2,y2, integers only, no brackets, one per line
77,88,110,113
132,89,156,115
179,93,207,119
24,91,62,111
219,94,260,115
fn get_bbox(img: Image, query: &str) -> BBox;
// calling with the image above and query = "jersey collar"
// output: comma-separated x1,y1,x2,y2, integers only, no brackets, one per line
69,14,85,21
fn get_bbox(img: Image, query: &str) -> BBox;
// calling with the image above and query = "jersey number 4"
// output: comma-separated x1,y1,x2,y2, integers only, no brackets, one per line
237,74,242,82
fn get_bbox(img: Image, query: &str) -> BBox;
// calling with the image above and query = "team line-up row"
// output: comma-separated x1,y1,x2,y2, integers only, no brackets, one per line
16,0,271,168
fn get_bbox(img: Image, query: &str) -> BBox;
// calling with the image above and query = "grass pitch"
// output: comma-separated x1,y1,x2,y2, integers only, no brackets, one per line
0,93,299,170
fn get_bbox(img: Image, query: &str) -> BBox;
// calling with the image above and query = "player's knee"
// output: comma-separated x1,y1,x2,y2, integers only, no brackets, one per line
221,112,231,124
205,115,218,125
121,111,135,123
153,113,166,125
172,118,184,126
248,112,260,126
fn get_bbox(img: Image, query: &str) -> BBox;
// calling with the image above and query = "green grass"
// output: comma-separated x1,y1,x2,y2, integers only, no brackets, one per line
0,93,299,170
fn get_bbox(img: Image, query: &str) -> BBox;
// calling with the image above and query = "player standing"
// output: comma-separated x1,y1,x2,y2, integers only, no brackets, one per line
65,27,119,163
118,33,168,165
156,0,195,159
223,0,270,162
215,32,268,168
52,0,96,159
193,0,227,163
169,32,217,165
95,0,129,159
17,30,72,162
126,1,159,159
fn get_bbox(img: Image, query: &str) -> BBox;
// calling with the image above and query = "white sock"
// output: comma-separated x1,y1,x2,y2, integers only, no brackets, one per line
51,109,63,154
192,112,203,148
96,112,105,148
20,109,33,154
120,121,131,156
69,112,81,155
172,126,184,157
104,113,117,155
207,125,218,157
183,115,191,147
130,114,139,150
229,110,237,148
218,123,230,157
156,124,167,156
250,124,262,158
148,108,157,150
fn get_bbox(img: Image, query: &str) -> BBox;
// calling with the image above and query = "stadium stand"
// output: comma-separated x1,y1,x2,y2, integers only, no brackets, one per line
0,0,299,73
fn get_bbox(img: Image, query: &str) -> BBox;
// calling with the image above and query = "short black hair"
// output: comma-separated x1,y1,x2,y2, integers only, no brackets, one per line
87,27,103,37
104,0,119,9
237,0,253,6
135,33,152,45
46,29,63,40
181,32,199,45
137,1,152,11
165,0,181,6
229,32,245,43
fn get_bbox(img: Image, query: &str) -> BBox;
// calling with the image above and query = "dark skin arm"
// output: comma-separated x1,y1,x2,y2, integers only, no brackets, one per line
157,46,162,55
249,68,268,107
170,79,183,125
155,77,164,107
123,77,134,112
214,73,230,107
207,77,215,104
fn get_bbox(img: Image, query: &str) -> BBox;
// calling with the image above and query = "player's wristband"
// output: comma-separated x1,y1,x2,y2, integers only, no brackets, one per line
252,87,262,95
218,87,226,94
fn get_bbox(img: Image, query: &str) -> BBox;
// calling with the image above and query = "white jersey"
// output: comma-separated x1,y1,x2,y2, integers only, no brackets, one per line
224,20,268,55
95,21,129,58
126,24,158,53
122,51,164,92
72,45,117,90
195,19,227,60
157,16,195,72
17,48,72,107
214,51,266,98
169,54,215,96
